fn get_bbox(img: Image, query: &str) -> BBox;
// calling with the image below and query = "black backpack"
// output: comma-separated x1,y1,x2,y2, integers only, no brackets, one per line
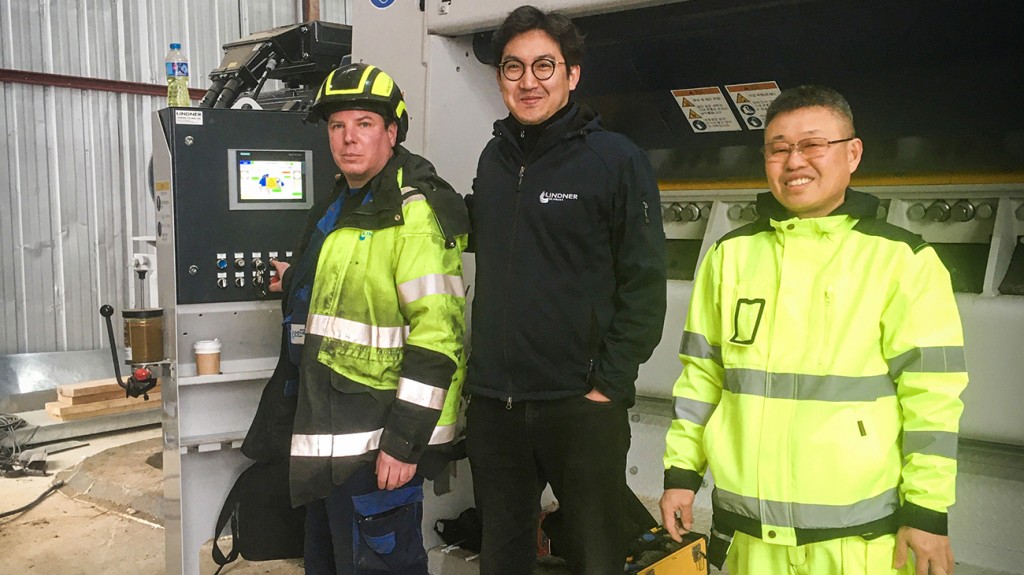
212,333,305,573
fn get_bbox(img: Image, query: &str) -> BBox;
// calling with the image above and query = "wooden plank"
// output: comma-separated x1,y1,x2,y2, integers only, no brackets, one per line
57,377,162,397
57,384,162,405
44,400,161,422
45,392,162,421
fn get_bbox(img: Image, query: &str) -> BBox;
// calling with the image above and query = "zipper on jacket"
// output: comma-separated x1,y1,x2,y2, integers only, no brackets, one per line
502,165,526,405
641,201,650,224
819,285,834,369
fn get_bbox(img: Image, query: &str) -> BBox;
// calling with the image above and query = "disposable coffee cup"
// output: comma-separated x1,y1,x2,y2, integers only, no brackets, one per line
194,339,222,375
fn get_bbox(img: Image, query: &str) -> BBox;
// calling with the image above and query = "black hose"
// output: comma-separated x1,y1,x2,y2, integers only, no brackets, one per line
199,79,227,108
0,480,66,519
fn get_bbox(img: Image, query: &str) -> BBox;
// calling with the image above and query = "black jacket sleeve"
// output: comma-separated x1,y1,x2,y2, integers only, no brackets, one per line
590,149,667,405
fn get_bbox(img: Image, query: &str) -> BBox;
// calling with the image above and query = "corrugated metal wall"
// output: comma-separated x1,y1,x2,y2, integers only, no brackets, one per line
0,0,350,354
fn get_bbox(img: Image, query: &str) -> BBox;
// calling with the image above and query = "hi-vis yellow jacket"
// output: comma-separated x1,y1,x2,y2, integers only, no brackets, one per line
289,148,470,506
664,190,968,546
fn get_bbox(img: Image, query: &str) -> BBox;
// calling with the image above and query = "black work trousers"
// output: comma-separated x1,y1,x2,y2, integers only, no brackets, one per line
466,394,631,575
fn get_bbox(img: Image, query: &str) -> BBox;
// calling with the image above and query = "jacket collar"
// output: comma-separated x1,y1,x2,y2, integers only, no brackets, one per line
755,188,880,222
492,101,603,160
337,145,470,243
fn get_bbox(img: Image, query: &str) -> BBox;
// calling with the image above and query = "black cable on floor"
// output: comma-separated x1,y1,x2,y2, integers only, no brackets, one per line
0,480,66,519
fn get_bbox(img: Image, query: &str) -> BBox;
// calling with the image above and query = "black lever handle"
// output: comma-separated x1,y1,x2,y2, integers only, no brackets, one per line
99,305,129,395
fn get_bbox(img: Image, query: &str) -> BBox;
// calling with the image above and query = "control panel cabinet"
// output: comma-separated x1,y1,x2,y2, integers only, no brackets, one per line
156,108,336,304
154,107,339,575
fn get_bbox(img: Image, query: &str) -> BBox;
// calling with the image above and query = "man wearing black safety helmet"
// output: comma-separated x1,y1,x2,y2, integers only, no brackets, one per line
270,62,470,574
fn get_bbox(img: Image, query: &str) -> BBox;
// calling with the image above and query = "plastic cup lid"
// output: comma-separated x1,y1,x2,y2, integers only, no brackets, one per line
193,339,221,352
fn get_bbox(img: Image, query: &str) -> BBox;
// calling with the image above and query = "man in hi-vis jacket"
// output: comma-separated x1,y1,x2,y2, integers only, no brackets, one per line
660,85,967,575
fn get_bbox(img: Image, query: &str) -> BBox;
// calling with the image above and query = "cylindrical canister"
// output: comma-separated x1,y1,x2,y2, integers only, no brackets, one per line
123,308,164,364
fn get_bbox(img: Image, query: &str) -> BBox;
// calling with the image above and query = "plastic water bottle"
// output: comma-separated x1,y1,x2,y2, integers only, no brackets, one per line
165,43,190,107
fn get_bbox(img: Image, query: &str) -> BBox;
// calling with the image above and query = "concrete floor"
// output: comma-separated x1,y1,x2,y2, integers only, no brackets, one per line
0,425,301,574
0,426,1013,575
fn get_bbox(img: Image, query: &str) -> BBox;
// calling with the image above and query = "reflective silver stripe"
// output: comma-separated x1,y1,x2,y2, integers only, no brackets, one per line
713,487,899,530
679,331,722,366
307,313,408,349
290,433,336,457
402,189,425,205
397,377,447,410
290,424,456,458
710,528,733,543
333,429,382,457
430,424,456,444
888,346,967,379
673,396,717,426
397,274,465,306
903,430,958,460
724,369,896,402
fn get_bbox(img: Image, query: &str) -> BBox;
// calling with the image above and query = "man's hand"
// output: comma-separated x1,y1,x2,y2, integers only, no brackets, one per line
660,488,696,542
894,526,955,575
584,388,611,402
375,450,417,490
268,258,290,293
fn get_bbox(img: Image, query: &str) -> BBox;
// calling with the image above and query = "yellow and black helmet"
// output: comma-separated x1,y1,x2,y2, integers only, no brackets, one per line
307,63,409,143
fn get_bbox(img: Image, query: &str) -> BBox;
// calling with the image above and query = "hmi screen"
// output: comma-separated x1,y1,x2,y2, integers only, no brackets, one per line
227,149,315,211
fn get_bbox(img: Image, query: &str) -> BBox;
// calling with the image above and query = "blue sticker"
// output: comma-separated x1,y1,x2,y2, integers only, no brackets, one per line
693,120,707,131
371,0,396,8
740,104,755,115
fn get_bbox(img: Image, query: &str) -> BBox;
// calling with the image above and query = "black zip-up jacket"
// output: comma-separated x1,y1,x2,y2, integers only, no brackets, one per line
465,102,667,406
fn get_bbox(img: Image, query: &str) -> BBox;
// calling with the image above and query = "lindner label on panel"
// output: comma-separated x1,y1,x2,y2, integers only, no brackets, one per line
174,110,203,125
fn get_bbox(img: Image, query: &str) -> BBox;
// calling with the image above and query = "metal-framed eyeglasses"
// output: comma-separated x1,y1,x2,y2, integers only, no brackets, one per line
499,58,566,82
763,137,854,163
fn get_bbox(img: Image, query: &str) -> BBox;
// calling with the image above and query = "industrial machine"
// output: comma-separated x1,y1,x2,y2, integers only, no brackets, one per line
350,0,1024,572
198,20,352,110
154,22,340,575
154,106,334,574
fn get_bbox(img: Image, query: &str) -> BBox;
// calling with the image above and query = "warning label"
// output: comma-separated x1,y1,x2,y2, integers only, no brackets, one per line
672,87,741,133
725,81,781,131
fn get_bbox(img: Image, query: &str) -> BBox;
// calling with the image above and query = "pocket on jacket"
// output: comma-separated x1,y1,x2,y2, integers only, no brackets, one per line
351,483,427,571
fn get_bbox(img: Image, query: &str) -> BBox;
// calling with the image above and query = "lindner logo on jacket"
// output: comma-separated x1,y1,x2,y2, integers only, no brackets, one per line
539,191,578,204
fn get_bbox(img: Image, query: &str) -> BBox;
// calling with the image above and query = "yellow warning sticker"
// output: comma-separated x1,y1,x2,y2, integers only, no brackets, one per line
724,81,781,131
671,86,742,133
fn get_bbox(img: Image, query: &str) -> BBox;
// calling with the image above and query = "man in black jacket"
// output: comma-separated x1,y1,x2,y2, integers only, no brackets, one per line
464,6,667,574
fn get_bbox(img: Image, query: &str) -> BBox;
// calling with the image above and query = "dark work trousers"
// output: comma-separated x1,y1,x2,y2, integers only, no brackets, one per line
466,394,631,575
304,464,429,575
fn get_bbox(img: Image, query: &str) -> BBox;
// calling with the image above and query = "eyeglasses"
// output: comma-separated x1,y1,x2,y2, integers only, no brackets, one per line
499,58,565,82
763,137,854,163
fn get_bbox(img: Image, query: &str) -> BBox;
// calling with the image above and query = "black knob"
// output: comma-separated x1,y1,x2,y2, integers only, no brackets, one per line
680,203,701,222
907,203,926,221
925,200,951,222
100,304,114,317
950,200,975,222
